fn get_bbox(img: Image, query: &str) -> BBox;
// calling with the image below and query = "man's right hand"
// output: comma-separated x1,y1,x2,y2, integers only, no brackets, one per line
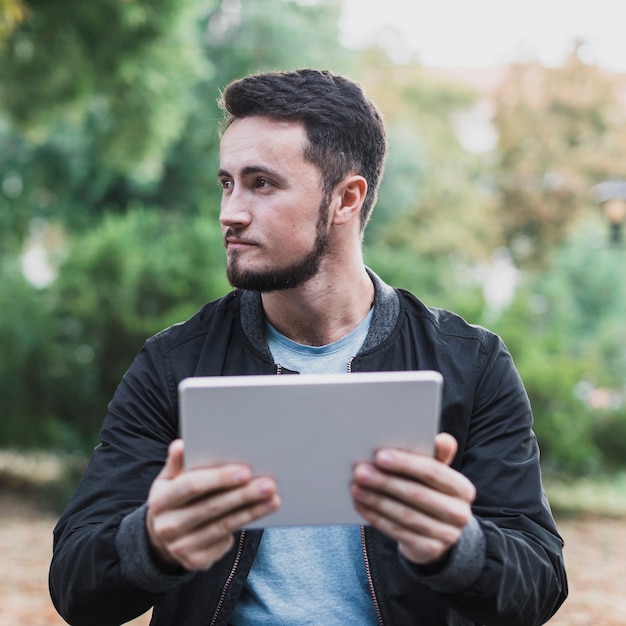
146,439,280,572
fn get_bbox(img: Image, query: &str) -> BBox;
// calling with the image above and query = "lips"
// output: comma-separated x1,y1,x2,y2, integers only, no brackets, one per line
224,234,258,249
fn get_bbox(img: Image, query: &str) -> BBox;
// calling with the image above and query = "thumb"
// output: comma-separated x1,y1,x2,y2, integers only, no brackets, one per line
158,439,185,480
434,432,458,466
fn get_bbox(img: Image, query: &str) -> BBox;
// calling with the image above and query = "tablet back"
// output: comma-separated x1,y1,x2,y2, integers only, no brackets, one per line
179,370,443,527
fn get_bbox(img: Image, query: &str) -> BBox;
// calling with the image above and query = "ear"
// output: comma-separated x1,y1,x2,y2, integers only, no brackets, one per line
332,175,367,226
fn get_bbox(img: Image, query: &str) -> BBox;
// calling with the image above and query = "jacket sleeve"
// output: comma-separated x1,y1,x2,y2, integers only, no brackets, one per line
416,331,568,625
49,336,191,626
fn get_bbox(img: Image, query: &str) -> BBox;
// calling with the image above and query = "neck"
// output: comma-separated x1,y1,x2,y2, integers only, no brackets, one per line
261,263,374,346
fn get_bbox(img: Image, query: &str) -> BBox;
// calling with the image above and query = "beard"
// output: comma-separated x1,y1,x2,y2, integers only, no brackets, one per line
225,199,331,293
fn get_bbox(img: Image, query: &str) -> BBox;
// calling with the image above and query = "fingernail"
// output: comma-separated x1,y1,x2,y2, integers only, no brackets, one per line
257,478,275,495
356,464,374,482
234,468,251,483
376,450,395,467
265,497,280,512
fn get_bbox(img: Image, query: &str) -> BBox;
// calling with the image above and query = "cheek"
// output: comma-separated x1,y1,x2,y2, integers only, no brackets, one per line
268,194,323,243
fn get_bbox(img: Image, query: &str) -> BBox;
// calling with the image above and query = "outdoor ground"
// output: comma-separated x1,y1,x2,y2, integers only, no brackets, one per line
1,488,625,626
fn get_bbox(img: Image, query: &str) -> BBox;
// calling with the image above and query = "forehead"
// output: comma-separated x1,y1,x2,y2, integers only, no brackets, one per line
219,116,310,169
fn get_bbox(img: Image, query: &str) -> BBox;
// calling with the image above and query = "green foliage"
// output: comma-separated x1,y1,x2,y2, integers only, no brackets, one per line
0,0,209,253
361,60,497,320
491,216,626,475
364,243,486,324
2,0,626,483
493,46,626,266
0,257,56,446
516,348,600,475
152,0,352,218
0,209,228,450
0,0,353,246
518,216,626,387
206,0,346,75
593,409,626,471
49,208,229,445
363,60,495,255
0,0,357,451
1,0,205,146
0,0,27,42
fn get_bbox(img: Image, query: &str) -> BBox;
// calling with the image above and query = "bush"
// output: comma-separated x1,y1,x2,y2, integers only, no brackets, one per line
592,409,626,471
491,217,626,476
0,208,229,450
0,258,59,447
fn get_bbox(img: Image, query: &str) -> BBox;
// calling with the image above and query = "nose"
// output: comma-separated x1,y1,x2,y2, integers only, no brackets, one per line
219,186,252,231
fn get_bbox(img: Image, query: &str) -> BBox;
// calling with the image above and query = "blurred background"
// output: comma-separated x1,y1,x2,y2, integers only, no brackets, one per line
1,1,626,624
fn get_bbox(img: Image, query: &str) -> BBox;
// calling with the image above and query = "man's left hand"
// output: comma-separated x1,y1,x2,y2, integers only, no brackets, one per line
351,433,476,567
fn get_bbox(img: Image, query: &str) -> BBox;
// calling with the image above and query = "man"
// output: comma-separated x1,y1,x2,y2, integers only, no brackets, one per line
50,69,567,626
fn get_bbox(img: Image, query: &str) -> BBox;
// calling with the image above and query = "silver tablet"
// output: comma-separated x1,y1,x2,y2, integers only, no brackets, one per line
179,370,443,527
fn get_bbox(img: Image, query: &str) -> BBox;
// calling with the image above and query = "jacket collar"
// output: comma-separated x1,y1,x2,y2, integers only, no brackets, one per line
239,268,400,360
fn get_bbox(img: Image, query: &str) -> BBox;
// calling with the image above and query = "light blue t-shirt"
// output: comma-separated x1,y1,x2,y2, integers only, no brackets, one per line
230,309,379,626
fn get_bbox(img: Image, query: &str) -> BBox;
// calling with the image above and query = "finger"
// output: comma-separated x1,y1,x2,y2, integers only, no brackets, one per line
351,471,472,528
352,497,460,564
151,463,254,512
158,439,185,480
166,494,281,571
434,432,457,466
370,450,476,503
154,476,278,540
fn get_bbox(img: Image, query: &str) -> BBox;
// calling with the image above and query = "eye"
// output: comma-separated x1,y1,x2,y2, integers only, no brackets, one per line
218,177,233,190
256,177,273,188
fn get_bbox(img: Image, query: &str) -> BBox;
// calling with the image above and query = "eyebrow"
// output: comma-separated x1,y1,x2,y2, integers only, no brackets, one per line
217,165,283,180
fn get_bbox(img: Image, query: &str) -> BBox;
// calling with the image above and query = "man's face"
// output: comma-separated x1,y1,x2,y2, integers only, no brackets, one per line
218,116,331,292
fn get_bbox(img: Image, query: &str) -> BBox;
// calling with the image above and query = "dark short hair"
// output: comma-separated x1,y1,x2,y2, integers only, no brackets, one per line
219,69,387,231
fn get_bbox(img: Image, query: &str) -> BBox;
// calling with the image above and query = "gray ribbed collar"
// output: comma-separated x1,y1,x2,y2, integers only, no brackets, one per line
239,268,400,360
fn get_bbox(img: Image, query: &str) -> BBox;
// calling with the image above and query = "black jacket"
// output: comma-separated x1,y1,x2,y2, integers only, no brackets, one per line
50,272,567,625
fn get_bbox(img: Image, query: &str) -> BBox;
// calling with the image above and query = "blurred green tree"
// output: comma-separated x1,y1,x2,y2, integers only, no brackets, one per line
360,53,498,318
491,214,626,474
0,0,27,41
493,43,626,266
0,0,209,248
0,0,356,450
0,0,351,249
4,2,625,480
149,0,351,220
0,208,229,449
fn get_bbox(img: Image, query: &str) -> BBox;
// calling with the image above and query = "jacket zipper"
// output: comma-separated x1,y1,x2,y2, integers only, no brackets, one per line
211,364,280,624
209,531,247,626
361,525,385,626
350,356,384,624
256,359,384,624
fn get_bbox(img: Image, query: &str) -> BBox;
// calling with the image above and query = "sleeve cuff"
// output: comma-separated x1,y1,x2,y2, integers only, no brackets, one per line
115,504,195,593
399,515,486,594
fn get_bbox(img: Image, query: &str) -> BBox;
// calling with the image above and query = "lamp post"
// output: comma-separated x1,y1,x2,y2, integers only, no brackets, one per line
591,180,626,246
